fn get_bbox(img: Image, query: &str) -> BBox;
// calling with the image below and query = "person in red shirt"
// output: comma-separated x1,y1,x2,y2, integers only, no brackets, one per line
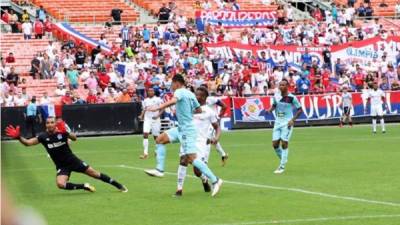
352,65,365,91
33,18,44,39
61,91,73,105
44,17,52,38
1,9,9,24
97,70,110,90
5,53,15,63
86,90,97,104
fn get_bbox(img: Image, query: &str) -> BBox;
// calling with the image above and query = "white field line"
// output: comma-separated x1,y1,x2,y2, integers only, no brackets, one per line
3,164,400,208
118,165,400,207
209,214,400,225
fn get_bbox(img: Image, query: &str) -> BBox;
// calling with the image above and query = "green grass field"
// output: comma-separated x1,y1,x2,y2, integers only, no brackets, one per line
2,125,400,225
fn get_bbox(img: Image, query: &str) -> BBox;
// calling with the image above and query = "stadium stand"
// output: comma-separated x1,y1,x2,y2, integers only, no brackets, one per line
31,0,139,23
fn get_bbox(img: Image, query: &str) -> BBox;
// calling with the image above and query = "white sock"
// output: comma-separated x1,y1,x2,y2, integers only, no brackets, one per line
177,165,187,191
380,119,385,132
215,142,226,157
143,138,149,155
372,119,377,132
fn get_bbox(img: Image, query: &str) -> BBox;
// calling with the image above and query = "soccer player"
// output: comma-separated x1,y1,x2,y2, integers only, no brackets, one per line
340,86,353,127
139,88,163,159
366,82,388,133
144,74,223,197
205,92,229,166
175,86,221,196
5,117,128,193
267,79,302,174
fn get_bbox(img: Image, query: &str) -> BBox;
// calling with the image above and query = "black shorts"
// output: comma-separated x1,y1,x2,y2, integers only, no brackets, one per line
343,107,351,115
56,160,89,177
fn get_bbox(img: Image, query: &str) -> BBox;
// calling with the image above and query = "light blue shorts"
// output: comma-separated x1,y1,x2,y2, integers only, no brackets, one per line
272,124,293,142
165,127,198,155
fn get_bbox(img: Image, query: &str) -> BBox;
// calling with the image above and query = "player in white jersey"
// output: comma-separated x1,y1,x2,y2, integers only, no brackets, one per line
365,83,388,133
205,92,229,166
175,86,221,196
139,88,164,159
340,86,353,127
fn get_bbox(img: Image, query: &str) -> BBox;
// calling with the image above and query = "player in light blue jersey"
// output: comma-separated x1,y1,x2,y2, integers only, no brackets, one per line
267,79,302,174
144,74,223,197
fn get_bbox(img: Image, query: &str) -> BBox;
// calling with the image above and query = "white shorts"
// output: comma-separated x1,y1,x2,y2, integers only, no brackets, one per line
179,139,211,163
143,119,161,136
370,105,383,117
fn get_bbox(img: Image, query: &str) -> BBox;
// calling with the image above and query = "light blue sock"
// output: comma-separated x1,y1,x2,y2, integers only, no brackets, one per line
156,144,166,172
274,147,282,159
280,148,289,169
192,159,218,184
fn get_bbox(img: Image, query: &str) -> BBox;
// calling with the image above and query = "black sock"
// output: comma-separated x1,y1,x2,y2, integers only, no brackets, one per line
65,182,85,190
99,173,123,189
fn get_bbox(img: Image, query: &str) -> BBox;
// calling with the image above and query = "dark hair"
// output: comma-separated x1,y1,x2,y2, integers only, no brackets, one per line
196,86,209,97
172,74,185,84
281,78,289,85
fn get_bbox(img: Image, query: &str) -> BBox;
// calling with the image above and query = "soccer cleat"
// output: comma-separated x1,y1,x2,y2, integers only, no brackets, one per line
119,185,128,193
202,181,211,192
144,169,164,177
83,183,96,192
139,154,148,160
173,189,183,197
211,179,223,197
221,154,229,166
274,167,285,174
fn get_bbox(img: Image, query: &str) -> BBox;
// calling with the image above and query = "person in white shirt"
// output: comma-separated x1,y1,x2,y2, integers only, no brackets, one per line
22,21,32,40
139,88,164,159
340,87,353,127
55,84,67,96
201,0,212,10
3,92,14,107
176,86,222,195
366,83,388,133
40,92,51,105
62,54,74,70
14,92,26,106
54,67,66,86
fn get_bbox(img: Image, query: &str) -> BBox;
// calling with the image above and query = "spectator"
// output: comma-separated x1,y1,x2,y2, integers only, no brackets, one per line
9,10,19,33
301,48,313,67
142,24,150,43
353,65,365,91
5,53,15,63
40,54,51,79
61,91,73,105
86,90,97,104
62,53,74,70
33,18,44,39
54,66,66,86
75,48,87,69
1,9,10,24
40,92,51,105
21,87,30,101
14,91,27,106
276,5,286,25
202,0,212,10
24,96,41,138
365,3,374,18
296,75,311,94
22,20,33,40
6,67,18,86
379,0,388,7
44,16,52,39
158,3,171,24
72,93,86,104
55,84,67,96
66,66,79,89
21,9,30,23
111,8,123,25
36,5,47,22
117,88,131,103
85,71,98,92
358,3,366,17
98,69,110,90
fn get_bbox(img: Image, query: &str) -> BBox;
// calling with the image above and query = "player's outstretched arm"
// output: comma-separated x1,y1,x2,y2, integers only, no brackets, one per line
149,98,177,112
19,137,40,146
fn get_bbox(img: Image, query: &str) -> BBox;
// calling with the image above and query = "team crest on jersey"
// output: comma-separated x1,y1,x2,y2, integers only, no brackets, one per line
57,134,62,140
241,98,265,121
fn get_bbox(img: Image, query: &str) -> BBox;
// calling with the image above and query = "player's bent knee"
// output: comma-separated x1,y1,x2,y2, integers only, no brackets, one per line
282,141,289,149
186,154,197,164
179,155,189,166
272,141,280,149
156,133,169,144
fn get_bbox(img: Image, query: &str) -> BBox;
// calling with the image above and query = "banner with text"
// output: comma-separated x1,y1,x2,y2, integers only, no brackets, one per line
232,91,400,123
204,36,400,67
195,10,277,30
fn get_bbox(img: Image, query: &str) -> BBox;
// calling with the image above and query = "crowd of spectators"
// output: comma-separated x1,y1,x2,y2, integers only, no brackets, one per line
1,0,400,107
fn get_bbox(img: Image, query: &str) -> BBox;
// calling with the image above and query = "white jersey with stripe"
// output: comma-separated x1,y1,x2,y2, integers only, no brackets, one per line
368,89,385,106
341,92,352,107
193,105,218,143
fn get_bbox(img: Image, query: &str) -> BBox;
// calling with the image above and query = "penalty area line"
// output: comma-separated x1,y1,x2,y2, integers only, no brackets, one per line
117,164,400,207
